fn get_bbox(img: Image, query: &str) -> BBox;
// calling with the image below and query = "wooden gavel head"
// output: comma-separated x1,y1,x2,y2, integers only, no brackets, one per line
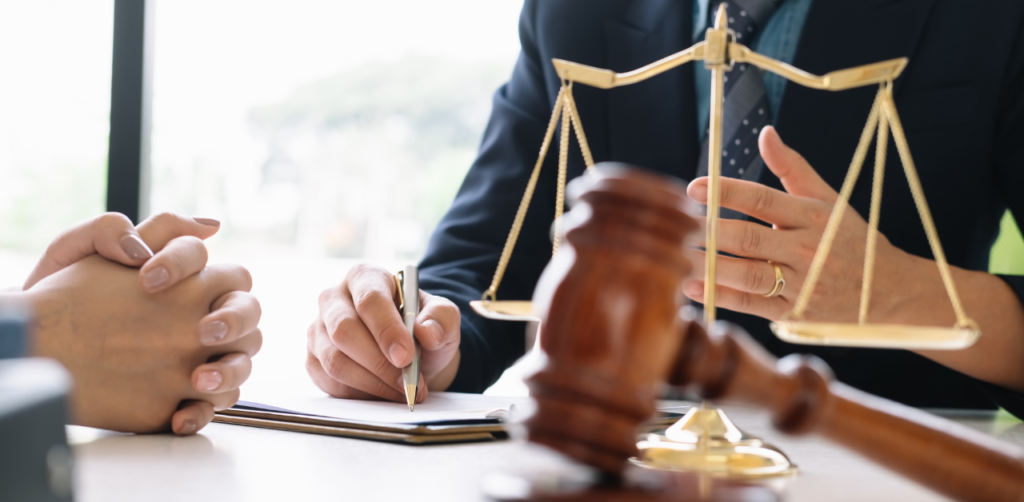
525,163,699,473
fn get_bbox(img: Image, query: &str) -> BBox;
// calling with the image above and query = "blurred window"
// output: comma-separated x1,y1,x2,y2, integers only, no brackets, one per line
0,2,114,285
150,0,522,262
149,0,524,392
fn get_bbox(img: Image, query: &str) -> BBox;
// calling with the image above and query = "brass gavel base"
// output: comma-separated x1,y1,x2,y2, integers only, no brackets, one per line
633,408,796,479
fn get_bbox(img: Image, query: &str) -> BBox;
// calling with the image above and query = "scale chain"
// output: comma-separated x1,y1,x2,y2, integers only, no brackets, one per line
482,86,568,302
859,99,889,325
483,83,595,302
790,83,973,330
553,87,573,252
565,91,596,169
881,88,971,328
791,88,883,319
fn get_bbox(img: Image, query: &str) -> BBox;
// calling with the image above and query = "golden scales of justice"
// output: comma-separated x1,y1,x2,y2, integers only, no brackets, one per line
470,5,981,478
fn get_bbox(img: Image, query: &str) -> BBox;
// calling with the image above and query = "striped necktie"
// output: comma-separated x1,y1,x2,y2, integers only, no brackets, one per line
695,0,783,217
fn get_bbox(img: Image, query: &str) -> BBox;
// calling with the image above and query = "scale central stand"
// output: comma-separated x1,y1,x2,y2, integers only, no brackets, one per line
632,8,800,478
471,4,975,479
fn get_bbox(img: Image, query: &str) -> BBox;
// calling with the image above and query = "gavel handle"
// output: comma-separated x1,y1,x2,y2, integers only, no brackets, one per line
822,383,1024,502
671,319,1024,502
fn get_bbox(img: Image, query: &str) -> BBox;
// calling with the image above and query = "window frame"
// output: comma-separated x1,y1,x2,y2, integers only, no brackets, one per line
106,0,153,223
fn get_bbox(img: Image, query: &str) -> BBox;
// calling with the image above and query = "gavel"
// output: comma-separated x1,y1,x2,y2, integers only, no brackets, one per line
523,164,1024,502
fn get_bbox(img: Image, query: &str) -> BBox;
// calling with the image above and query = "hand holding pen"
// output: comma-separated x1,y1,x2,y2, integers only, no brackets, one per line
305,263,463,404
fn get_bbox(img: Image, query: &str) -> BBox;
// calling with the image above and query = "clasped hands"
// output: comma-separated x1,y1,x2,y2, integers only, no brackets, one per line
20,212,262,435
682,126,922,324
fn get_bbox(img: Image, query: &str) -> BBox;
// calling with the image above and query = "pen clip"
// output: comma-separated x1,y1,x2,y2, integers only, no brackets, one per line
394,270,405,311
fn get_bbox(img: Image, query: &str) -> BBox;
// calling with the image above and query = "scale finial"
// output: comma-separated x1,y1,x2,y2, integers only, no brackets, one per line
713,3,728,30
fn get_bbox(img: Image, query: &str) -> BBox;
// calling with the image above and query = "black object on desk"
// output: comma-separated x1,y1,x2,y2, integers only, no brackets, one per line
0,358,74,502
0,305,29,359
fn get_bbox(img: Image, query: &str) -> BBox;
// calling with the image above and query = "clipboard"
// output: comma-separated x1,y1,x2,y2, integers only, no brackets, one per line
214,402,690,446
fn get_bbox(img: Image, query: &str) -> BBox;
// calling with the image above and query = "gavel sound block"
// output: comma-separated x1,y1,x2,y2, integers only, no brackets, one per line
523,163,1024,502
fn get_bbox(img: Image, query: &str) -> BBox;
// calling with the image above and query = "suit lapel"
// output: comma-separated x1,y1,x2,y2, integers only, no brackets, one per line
604,0,700,180
769,0,940,194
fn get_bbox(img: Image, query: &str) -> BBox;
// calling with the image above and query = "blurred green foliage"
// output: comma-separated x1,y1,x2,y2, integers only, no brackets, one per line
0,159,106,253
248,56,514,257
991,211,1024,275
991,212,1024,421
250,56,511,152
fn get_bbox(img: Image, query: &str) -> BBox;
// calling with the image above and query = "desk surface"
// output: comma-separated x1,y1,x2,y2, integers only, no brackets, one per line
68,404,1024,502
62,260,1024,501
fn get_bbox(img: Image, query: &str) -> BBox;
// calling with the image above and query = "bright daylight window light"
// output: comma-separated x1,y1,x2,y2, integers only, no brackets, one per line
0,2,114,286
148,0,524,395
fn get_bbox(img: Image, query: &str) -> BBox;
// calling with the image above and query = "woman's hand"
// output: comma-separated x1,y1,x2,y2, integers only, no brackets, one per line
23,212,221,292
22,212,262,435
682,126,918,323
26,254,261,434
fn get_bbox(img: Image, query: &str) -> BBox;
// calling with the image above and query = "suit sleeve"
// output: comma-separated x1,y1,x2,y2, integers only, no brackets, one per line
418,0,564,393
985,11,1024,418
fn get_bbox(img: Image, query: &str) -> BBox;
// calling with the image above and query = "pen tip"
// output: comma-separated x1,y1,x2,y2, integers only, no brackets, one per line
405,383,417,411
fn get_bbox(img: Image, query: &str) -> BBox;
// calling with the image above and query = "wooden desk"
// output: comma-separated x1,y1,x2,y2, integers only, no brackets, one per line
68,404,1024,502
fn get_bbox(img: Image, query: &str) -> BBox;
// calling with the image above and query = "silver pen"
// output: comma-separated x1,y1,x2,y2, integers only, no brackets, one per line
401,265,421,411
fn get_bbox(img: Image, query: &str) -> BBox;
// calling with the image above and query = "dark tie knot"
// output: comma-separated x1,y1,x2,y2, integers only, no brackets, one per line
708,0,783,43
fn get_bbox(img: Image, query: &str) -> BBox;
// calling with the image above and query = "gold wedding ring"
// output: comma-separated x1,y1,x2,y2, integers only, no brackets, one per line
763,261,786,298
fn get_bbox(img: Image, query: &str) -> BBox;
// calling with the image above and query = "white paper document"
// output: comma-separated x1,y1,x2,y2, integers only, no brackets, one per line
239,386,532,425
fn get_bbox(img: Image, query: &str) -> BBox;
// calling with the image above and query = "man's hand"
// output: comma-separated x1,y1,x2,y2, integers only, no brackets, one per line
22,212,261,435
307,264,461,402
682,126,917,322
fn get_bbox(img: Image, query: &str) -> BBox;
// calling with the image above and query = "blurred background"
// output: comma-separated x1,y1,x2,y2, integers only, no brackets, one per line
1,0,1022,396
0,0,521,262
0,0,525,394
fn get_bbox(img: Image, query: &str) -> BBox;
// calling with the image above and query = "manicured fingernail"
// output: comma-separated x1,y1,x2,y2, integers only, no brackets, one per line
688,183,708,201
389,343,408,367
142,266,169,290
142,267,169,291
684,282,703,297
197,370,222,392
422,319,443,345
120,234,153,260
178,419,197,435
199,320,228,344
193,216,220,226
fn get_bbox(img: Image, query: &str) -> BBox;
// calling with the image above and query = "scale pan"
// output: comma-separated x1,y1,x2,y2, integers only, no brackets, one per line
770,321,980,350
469,300,539,322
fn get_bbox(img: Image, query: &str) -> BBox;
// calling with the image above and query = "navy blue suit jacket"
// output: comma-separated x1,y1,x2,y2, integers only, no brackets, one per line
420,0,1024,413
